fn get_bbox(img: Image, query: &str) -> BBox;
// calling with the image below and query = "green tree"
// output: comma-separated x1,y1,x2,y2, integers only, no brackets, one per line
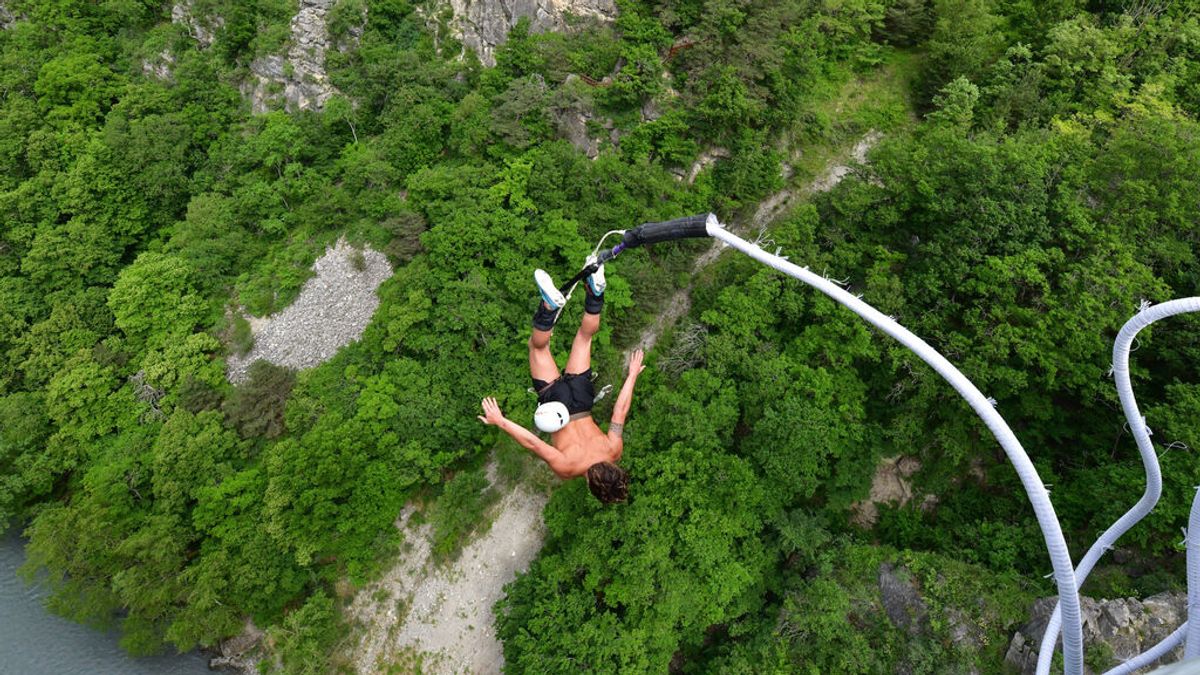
223,360,295,440
107,252,207,353
921,0,1006,103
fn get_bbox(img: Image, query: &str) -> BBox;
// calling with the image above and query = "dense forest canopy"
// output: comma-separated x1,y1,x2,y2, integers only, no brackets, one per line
2,0,1200,672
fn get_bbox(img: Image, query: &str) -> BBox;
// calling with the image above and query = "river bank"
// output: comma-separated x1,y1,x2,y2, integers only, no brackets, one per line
0,530,212,675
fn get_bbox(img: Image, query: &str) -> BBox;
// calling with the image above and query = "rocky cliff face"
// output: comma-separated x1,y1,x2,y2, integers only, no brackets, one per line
142,50,176,80
1005,593,1186,673
850,455,939,527
171,0,346,113
208,618,265,673
243,0,342,113
448,0,617,66
0,1,20,29
172,0,223,48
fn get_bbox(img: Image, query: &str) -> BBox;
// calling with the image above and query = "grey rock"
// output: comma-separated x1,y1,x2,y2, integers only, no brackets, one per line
552,81,608,158
141,49,176,81
851,454,927,528
946,606,986,651
447,0,618,67
243,0,347,113
641,97,662,122
209,619,265,674
172,1,224,48
0,3,16,29
878,562,930,637
559,107,599,158
1005,593,1187,673
252,55,288,81
685,147,729,184
1006,632,1038,674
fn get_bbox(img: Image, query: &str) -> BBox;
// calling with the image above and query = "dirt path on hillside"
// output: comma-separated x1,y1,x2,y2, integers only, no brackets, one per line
344,131,881,674
635,131,881,353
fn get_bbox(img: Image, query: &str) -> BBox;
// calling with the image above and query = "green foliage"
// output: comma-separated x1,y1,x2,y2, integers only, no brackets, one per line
208,0,296,64
6,0,1200,670
269,590,343,675
152,409,240,513
107,252,207,353
498,443,772,672
0,392,51,526
34,50,123,126
428,462,499,563
927,76,980,128
230,315,255,356
224,360,296,440
920,0,1006,103
879,0,934,46
1085,641,1115,673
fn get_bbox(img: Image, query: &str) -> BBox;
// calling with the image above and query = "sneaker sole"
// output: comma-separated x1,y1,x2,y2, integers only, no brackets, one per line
534,269,566,309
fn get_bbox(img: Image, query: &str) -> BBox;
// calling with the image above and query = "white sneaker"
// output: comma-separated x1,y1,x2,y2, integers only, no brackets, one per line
585,255,606,296
534,269,566,309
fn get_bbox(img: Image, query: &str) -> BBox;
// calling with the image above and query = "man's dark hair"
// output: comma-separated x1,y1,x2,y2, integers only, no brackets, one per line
586,462,629,504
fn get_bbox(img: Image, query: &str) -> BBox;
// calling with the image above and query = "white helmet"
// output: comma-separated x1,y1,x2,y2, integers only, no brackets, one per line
534,401,569,433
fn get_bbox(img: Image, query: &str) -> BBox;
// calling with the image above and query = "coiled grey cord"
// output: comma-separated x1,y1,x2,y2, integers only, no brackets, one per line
1036,298,1200,674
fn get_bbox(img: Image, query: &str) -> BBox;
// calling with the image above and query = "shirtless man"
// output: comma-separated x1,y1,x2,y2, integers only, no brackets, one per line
478,260,643,504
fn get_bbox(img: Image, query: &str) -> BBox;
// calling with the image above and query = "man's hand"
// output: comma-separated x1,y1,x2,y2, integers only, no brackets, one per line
478,396,570,475
611,349,645,429
478,396,505,426
627,348,646,377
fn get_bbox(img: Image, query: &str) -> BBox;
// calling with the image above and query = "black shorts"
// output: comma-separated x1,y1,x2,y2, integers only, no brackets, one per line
532,369,595,415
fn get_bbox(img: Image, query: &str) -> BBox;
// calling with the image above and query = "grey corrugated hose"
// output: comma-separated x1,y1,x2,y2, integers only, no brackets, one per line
1035,298,1200,675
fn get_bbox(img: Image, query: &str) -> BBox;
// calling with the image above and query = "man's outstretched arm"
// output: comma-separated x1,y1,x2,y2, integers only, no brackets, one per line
608,349,646,455
478,397,572,475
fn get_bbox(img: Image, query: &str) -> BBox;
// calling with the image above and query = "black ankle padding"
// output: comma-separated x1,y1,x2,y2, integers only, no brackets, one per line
533,304,559,331
584,291,604,315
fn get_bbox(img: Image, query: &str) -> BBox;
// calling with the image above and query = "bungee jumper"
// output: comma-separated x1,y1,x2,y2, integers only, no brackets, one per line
479,259,642,504
477,213,714,503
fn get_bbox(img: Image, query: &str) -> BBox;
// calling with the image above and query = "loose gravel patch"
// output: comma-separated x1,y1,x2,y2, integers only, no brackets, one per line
226,238,392,383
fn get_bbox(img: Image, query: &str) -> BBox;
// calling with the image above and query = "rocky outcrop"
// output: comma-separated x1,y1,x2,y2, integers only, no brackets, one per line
448,0,617,66
674,147,730,183
851,454,937,527
172,1,223,48
243,0,342,113
552,77,618,159
876,561,993,660
209,619,266,673
0,1,21,29
142,49,176,81
347,465,549,674
879,562,931,637
1005,593,1186,673
226,238,391,384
